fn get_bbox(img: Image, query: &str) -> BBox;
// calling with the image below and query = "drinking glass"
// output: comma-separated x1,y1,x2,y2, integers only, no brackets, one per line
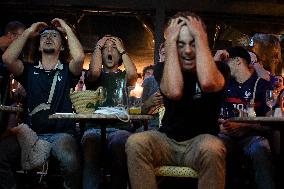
266,90,277,113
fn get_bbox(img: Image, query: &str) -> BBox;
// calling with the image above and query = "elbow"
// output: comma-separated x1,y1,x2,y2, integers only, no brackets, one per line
2,53,10,65
200,79,225,92
76,54,85,65
162,87,183,100
168,91,183,100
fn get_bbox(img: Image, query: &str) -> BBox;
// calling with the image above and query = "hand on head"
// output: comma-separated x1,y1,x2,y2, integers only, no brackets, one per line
165,18,186,43
51,18,69,34
28,22,48,37
28,18,70,38
108,36,125,53
180,16,206,38
214,50,229,62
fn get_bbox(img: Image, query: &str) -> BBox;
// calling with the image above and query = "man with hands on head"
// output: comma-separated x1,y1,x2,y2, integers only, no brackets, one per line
82,35,137,189
2,18,84,189
125,11,230,189
214,46,275,189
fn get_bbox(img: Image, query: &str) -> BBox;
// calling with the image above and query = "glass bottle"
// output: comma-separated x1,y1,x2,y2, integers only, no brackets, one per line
247,100,256,117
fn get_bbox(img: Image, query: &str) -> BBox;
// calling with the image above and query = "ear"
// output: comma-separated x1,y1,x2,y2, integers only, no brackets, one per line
236,57,242,65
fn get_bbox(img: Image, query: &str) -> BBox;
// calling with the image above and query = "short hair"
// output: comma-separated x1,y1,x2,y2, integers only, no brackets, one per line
142,65,154,77
4,21,25,35
226,46,251,65
33,26,70,63
167,11,206,31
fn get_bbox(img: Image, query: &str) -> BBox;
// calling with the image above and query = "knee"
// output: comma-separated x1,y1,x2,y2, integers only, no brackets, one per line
125,132,151,156
81,130,101,150
109,130,131,151
250,138,271,158
199,134,227,160
52,134,80,164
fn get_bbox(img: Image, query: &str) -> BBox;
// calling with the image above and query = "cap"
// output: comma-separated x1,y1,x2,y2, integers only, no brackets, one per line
226,46,251,64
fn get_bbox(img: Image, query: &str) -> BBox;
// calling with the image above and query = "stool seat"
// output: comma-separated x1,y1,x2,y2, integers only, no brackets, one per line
154,166,198,178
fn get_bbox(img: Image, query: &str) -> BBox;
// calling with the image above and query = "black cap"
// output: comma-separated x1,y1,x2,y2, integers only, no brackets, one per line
226,46,251,64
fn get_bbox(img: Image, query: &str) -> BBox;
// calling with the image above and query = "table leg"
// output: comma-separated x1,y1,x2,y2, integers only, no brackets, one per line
100,124,107,189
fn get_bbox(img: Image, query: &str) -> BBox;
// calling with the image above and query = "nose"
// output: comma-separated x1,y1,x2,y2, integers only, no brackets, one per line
107,46,113,53
184,44,193,54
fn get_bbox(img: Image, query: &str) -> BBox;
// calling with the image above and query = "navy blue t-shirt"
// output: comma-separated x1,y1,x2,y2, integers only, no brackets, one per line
154,62,230,142
15,61,78,135
221,73,271,117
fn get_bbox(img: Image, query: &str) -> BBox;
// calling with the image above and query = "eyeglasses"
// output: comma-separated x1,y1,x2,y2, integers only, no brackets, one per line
40,32,60,39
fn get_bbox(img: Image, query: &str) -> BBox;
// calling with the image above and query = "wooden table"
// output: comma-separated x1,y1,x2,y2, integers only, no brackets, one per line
49,112,154,188
229,116,282,156
0,105,23,113
228,116,284,129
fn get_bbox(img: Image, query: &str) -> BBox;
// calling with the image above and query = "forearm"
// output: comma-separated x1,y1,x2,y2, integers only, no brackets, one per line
122,53,137,86
66,27,84,75
160,42,183,100
2,30,30,75
88,49,102,81
195,34,224,92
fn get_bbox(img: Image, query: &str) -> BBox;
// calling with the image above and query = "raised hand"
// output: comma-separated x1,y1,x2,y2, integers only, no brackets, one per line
27,22,48,37
96,36,111,50
183,16,207,38
214,50,229,62
109,37,125,54
51,18,70,34
165,18,186,43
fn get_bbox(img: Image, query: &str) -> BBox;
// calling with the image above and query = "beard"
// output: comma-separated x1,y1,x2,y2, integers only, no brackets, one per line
43,48,55,54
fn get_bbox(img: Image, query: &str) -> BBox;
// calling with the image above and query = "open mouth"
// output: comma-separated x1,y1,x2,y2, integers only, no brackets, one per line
182,57,194,63
108,55,113,61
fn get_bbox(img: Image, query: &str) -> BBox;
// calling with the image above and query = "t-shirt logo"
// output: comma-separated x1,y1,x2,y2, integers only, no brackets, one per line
244,91,251,99
193,82,201,100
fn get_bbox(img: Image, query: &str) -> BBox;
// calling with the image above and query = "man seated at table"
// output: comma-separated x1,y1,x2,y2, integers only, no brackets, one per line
140,65,163,130
0,20,25,189
214,46,276,189
83,35,137,189
125,11,230,189
0,21,26,129
2,18,84,189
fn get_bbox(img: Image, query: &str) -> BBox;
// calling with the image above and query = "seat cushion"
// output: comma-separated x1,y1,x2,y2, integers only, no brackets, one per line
154,166,198,178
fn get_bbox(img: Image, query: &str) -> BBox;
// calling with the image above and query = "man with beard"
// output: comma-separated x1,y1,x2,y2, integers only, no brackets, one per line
2,18,84,189
82,35,137,189
125,11,230,189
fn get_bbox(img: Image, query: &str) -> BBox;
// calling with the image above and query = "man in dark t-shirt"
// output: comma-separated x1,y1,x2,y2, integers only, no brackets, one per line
215,46,275,189
126,12,230,189
2,19,84,189
82,35,137,189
